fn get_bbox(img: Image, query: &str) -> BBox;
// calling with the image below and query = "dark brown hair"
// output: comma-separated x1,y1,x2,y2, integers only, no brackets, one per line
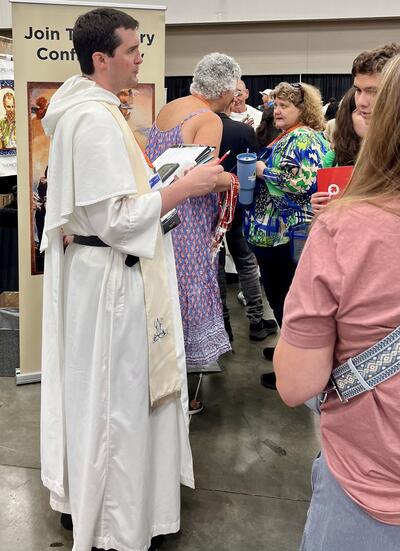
73,8,139,75
255,105,280,148
333,88,361,166
351,43,400,76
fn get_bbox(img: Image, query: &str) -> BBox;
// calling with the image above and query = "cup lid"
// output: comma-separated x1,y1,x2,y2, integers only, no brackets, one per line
237,152,257,162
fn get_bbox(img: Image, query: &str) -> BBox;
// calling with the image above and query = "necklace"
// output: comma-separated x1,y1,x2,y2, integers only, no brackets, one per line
211,174,240,260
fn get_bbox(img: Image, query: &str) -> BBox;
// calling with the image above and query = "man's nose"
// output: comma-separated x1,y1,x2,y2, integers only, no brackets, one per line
356,91,367,108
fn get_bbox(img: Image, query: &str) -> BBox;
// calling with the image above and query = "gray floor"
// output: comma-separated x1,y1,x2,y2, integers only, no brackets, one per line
0,286,320,551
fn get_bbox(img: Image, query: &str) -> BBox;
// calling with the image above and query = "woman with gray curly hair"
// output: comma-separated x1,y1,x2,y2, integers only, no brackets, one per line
146,52,241,413
190,52,240,99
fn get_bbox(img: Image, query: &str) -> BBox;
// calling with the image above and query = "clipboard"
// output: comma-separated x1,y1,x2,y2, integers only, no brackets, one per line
153,145,216,187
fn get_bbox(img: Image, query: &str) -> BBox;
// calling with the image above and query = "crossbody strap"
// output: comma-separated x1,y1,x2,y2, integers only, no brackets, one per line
326,325,400,403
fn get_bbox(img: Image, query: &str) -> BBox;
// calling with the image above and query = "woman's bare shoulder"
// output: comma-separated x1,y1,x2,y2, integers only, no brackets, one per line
157,96,219,136
156,96,204,127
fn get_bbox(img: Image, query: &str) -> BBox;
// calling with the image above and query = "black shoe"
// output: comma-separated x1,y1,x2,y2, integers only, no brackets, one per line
149,534,165,551
60,513,73,531
262,346,275,361
224,318,234,342
260,372,277,390
249,319,278,341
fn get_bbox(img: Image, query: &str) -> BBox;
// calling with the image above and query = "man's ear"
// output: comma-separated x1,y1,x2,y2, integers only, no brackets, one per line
92,51,108,72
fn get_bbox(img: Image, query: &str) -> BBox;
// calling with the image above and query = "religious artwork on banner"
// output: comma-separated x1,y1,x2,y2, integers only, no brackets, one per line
0,81,16,153
28,82,60,275
117,83,155,149
28,82,155,275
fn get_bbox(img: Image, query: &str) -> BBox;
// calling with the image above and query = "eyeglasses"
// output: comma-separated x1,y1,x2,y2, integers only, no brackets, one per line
234,89,244,97
290,83,304,101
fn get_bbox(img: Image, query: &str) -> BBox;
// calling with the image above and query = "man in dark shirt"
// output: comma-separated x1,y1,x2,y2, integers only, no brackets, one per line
217,104,277,341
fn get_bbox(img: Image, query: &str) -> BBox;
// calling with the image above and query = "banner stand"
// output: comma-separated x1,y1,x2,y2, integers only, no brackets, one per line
16,371,41,384
11,0,166,384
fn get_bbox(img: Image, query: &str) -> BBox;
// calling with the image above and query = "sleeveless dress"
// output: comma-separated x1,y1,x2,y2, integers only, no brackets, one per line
146,110,231,366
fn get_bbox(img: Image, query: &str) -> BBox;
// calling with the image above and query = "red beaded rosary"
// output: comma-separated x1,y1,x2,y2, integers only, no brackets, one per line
211,173,239,260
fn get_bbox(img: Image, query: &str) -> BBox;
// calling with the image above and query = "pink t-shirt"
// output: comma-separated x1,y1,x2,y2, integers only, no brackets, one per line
281,201,400,525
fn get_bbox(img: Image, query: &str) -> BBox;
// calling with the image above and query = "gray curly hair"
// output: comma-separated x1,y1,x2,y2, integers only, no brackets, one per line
190,52,241,100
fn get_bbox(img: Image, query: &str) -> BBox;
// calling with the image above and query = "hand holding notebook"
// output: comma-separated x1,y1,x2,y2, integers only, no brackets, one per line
153,145,216,187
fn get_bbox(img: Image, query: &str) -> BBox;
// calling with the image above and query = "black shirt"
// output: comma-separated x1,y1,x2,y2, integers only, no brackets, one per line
217,113,258,175
217,113,259,228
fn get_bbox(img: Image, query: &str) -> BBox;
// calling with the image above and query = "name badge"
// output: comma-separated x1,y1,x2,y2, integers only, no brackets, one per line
149,173,162,190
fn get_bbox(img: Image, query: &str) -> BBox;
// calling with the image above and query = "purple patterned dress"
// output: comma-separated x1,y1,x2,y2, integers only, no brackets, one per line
146,110,231,366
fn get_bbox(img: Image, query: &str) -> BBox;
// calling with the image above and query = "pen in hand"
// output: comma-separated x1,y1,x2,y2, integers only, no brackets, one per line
216,150,231,165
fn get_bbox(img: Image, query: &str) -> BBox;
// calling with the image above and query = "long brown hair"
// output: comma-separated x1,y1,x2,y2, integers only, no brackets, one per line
340,54,400,212
333,88,361,166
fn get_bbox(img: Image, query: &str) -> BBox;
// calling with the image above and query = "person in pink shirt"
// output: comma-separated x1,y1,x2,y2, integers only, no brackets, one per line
274,53,400,550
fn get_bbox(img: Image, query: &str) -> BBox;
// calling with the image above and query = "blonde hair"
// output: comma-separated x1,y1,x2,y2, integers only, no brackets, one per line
271,82,325,131
338,54,400,213
324,119,336,145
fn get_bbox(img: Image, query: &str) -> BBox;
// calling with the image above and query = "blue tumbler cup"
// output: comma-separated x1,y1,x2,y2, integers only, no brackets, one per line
237,152,257,206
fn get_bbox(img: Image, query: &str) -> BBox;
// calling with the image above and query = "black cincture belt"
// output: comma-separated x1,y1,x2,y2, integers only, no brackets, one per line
73,235,139,267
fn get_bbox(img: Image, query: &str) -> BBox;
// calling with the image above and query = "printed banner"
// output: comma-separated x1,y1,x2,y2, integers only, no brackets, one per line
0,57,17,176
11,0,166,378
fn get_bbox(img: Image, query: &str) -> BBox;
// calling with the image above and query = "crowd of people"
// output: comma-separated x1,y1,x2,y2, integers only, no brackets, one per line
37,6,400,550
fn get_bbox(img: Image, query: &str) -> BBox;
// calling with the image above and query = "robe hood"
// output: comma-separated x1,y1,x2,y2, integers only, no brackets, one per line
42,74,119,137
40,75,132,252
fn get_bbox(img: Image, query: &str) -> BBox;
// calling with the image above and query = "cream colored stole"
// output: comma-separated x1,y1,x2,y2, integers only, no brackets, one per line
102,103,181,407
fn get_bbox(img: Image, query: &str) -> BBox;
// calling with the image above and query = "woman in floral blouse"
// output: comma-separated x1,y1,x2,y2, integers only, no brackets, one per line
244,82,329,388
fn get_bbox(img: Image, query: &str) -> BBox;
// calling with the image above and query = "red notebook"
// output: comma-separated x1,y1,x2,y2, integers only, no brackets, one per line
317,166,353,197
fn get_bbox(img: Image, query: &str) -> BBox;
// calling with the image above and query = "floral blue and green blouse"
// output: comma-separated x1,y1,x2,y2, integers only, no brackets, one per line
244,127,329,248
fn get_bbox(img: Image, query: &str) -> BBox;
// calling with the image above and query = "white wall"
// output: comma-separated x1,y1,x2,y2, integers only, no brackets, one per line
2,1,400,75
2,0,400,29
153,0,400,24
165,18,400,75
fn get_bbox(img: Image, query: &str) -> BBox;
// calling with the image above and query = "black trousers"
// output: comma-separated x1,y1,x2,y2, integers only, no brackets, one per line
252,242,297,327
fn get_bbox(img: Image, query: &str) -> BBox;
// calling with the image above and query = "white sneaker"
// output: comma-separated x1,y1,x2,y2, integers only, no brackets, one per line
237,291,247,306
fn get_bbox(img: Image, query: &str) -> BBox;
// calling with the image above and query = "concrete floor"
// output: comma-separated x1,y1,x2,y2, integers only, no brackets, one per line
0,286,320,551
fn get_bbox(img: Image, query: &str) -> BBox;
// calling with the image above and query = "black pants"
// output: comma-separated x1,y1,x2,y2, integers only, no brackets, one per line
252,242,296,327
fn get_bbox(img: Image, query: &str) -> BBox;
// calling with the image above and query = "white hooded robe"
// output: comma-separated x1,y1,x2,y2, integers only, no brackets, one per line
40,75,194,551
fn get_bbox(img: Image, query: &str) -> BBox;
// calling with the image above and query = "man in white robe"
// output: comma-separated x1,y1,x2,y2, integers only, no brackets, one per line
40,8,223,551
